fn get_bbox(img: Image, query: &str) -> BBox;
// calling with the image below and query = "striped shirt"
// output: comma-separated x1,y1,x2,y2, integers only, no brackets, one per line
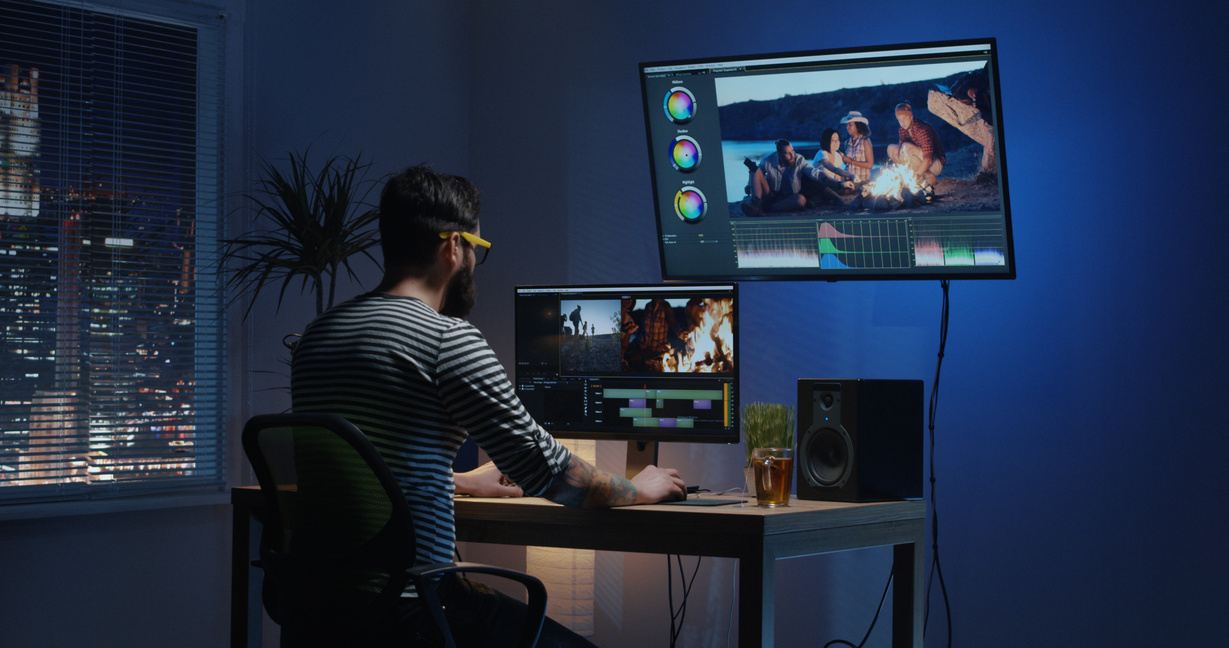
290,292,573,567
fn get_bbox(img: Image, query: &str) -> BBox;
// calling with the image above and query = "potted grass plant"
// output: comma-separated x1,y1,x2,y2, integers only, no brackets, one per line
741,402,795,492
220,150,383,322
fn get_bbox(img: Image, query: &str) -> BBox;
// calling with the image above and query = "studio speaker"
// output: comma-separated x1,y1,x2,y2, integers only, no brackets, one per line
796,379,924,502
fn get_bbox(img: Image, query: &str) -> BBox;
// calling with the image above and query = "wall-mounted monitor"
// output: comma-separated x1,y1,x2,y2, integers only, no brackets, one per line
514,283,738,448
640,38,1015,281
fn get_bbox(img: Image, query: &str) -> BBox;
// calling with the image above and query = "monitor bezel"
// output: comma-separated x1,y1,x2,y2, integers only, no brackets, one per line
513,282,740,445
639,37,1015,282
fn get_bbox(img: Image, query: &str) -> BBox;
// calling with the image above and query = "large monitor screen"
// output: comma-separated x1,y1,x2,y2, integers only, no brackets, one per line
514,283,738,444
640,38,1015,281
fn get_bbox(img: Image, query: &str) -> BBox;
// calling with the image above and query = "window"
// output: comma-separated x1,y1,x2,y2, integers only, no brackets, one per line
0,0,226,505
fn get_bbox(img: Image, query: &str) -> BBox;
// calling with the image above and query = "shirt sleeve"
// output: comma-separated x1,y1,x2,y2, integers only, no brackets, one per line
435,320,573,496
916,125,935,160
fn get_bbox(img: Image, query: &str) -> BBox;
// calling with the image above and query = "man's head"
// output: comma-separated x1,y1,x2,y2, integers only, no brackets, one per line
379,164,481,271
774,139,796,166
895,102,914,130
379,165,482,317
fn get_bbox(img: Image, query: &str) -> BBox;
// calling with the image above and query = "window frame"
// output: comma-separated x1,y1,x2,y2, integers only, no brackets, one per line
0,0,229,512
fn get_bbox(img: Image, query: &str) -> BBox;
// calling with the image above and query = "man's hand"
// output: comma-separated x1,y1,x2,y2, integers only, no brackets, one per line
542,456,686,508
455,461,523,498
630,465,686,505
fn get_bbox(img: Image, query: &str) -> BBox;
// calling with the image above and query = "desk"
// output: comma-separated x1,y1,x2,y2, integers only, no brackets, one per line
232,488,925,647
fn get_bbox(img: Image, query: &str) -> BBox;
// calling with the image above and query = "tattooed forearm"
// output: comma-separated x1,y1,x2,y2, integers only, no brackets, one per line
544,454,639,508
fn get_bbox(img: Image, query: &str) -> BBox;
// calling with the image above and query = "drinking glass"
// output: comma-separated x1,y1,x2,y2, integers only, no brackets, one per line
753,447,793,507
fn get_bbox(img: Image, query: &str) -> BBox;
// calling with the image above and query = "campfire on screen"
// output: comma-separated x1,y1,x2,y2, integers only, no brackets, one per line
661,298,734,373
857,163,933,210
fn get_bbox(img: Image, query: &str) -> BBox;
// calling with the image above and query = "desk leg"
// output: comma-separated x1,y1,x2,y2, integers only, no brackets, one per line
231,503,249,648
891,539,924,648
737,545,773,647
231,507,263,648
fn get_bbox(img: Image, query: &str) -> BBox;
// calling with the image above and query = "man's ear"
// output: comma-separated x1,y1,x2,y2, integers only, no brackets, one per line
437,232,462,270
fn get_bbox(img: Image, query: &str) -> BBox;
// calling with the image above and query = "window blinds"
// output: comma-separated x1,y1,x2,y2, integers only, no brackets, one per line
0,0,226,504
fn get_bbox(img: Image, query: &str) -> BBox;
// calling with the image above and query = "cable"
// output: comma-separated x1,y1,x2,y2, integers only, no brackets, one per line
825,281,952,648
667,554,703,648
726,558,738,648
821,569,894,648
923,279,953,648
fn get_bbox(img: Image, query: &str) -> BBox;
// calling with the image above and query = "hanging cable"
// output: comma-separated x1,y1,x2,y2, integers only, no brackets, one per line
923,279,953,648
822,569,895,648
668,554,703,647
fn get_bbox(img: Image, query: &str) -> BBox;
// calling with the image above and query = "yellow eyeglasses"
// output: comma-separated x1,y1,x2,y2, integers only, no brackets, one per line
439,230,491,266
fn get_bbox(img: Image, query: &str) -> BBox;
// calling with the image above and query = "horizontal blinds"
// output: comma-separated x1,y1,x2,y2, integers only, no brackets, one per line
0,0,226,504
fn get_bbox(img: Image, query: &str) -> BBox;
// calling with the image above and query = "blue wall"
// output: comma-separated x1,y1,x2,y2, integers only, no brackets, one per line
461,1,1229,646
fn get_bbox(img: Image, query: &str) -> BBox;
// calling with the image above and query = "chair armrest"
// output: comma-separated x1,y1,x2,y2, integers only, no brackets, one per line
408,562,547,648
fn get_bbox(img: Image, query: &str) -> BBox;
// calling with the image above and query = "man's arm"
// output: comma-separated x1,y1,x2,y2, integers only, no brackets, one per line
541,454,685,508
917,123,939,166
812,158,855,181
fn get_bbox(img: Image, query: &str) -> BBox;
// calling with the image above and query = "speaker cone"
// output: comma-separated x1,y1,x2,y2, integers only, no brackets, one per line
801,426,852,488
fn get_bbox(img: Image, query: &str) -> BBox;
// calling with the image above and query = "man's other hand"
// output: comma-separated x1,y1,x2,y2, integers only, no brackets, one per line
455,461,523,498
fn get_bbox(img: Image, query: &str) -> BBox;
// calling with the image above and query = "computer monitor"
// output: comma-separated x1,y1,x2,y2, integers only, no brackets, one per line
640,38,1015,281
514,283,738,475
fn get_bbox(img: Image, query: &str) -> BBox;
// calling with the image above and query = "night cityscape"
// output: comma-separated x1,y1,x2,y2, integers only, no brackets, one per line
0,3,223,498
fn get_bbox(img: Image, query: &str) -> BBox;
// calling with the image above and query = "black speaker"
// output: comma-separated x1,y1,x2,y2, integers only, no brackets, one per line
796,379,923,502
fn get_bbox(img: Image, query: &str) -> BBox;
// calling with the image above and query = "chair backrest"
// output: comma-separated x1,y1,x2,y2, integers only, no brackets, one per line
241,413,418,644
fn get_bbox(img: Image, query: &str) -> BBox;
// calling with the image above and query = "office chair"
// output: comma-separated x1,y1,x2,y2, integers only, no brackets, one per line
242,413,548,648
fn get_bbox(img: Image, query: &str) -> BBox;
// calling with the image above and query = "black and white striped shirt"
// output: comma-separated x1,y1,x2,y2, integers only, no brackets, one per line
290,292,573,566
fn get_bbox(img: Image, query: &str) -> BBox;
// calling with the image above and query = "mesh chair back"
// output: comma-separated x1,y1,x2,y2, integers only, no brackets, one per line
242,413,417,644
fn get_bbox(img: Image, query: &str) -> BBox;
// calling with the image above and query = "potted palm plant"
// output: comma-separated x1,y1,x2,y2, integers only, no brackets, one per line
221,150,383,322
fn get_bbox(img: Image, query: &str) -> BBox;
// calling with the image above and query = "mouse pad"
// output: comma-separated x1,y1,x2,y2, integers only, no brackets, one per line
660,498,745,506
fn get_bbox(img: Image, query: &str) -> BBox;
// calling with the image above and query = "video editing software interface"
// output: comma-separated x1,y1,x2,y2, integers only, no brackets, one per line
640,39,1014,281
514,284,738,444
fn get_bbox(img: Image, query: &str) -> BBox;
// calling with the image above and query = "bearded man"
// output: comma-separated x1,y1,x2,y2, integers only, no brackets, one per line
289,164,684,647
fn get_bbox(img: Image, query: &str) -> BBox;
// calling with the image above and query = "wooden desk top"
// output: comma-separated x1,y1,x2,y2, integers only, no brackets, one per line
233,486,924,558
452,495,924,558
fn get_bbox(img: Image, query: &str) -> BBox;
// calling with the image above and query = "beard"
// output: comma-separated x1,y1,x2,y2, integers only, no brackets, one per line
440,265,477,319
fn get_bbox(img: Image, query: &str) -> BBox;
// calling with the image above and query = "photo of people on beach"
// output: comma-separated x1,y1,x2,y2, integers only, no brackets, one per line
715,59,1002,218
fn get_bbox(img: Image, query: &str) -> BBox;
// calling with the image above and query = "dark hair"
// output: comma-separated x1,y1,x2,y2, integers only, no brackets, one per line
848,120,870,137
774,139,792,153
819,128,839,154
378,164,481,269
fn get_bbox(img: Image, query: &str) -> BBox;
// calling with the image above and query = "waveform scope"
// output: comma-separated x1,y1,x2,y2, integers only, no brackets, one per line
731,220,820,268
913,216,1008,267
815,218,912,270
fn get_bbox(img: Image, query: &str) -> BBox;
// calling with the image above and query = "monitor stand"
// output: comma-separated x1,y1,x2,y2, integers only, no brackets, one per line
625,440,658,480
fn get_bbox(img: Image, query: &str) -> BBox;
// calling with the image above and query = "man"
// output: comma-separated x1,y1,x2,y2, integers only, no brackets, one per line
569,303,582,338
290,165,685,647
741,139,817,217
886,102,946,189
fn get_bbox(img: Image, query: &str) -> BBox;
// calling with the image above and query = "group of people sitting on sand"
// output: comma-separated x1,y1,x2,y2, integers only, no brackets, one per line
740,104,946,217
